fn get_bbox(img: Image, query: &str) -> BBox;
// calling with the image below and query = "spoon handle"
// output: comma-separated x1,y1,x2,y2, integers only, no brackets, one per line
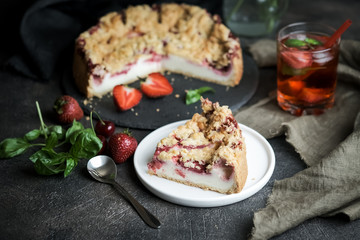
111,181,161,229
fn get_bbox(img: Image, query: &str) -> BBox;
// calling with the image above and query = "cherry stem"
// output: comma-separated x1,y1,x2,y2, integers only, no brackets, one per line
92,110,105,125
324,19,352,48
90,111,96,135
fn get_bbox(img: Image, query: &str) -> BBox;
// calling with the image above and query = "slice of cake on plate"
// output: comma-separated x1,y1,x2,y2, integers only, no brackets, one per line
147,98,247,194
73,3,243,98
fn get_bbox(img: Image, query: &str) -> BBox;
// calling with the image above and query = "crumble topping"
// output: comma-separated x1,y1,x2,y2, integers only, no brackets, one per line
181,132,209,146
155,97,244,167
159,135,178,147
172,113,207,140
158,148,180,161
76,3,241,74
180,147,215,164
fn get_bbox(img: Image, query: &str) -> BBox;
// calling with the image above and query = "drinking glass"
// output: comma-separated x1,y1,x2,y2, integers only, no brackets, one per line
277,22,341,116
223,0,288,37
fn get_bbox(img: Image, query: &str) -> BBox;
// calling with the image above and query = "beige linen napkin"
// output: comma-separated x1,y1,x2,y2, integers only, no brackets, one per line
235,39,360,239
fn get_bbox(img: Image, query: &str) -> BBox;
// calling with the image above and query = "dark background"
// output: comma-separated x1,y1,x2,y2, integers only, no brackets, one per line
0,1,359,239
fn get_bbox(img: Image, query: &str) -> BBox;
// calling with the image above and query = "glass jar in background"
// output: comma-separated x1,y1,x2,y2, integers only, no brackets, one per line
223,0,289,37
276,22,341,116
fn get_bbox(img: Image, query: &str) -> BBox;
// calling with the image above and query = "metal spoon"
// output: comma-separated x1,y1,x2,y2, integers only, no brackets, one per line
87,155,161,229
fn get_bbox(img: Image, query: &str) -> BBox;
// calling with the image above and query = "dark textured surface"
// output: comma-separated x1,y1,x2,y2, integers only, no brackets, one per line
62,54,258,130
1,0,360,240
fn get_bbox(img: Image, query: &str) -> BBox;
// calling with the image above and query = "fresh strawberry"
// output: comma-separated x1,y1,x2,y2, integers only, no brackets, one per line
140,72,173,98
109,130,138,163
53,95,84,124
113,85,142,111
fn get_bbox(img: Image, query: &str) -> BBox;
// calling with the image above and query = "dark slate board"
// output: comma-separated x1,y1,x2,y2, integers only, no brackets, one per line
62,53,258,130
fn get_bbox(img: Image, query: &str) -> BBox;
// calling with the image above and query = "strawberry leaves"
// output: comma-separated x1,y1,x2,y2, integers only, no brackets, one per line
0,101,102,177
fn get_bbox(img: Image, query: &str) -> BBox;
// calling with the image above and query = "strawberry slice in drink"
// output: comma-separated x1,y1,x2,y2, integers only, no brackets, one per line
281,50,313,69
288,79,306,95
297,88,328,104
278,78,305,97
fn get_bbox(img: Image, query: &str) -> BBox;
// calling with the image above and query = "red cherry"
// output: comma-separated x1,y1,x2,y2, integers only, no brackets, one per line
97,135,108,155
95,120,115,138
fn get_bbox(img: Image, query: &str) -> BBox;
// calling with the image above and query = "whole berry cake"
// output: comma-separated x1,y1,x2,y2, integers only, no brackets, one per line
147,98,247,194
73,3,243,98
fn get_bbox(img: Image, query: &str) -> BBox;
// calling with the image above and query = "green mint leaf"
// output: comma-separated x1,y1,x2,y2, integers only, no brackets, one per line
196,86,216,95
281,65,309,76
64,158,78,177
304,38,323,46
0,138,32,158
25,129,41,141
70,129,102,159
186,87,215,105
186,91,201,105
284,39,307,47
282,65,327,76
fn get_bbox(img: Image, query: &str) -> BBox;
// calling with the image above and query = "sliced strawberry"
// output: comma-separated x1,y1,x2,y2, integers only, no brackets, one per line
281,50,313,69
113,85,142,111
288,79,306,95
297,88,327,104
140,72,173,98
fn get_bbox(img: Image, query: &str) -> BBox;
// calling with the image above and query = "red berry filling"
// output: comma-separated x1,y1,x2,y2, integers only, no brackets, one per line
214,159,234,181
147,159,164,172
175,169,185,178
89,23,100,35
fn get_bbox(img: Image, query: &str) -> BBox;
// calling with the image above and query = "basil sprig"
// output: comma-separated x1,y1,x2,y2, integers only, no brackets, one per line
0,101,102,177
186,86,215,105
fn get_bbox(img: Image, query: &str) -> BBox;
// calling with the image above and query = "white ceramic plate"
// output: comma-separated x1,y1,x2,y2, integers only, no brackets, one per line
134,120,275,207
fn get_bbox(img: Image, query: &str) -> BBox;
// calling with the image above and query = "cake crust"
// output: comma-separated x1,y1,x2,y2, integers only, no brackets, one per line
73,3,243,98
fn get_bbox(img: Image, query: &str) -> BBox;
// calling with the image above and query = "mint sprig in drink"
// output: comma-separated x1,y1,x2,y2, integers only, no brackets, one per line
276,22,345,116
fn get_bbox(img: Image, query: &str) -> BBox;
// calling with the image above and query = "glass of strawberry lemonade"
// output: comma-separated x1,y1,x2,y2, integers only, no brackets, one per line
277,22,340,116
